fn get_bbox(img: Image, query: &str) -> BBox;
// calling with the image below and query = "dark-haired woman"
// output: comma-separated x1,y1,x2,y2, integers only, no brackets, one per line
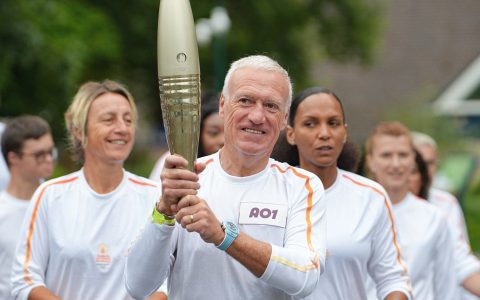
273,87,411,299
409,149,430,199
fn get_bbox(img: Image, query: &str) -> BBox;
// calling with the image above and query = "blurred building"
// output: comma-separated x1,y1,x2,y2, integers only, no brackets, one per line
311,0,480,141
433,54,480,134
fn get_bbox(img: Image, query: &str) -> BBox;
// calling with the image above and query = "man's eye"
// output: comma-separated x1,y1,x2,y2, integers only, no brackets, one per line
265,103,279,111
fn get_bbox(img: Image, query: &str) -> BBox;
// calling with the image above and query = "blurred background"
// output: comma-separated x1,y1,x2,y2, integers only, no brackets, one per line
0,0,479,251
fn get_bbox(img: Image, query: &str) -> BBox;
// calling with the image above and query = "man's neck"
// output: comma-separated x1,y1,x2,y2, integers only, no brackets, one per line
6,176,40,200
219,148,270,177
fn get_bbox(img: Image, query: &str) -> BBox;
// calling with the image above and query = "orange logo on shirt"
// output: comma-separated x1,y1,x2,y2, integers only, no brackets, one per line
95,243,112,267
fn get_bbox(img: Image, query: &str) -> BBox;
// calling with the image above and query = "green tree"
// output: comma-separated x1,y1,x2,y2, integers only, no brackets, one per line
87,0,384,125
0,0,383,158
0,0,121,139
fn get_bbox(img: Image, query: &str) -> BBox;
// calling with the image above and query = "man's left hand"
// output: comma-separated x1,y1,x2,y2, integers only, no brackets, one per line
176,195,225,245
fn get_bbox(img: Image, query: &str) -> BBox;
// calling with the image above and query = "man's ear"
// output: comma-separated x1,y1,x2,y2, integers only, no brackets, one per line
7,151,20,166
281,112,289,130
285,125,296,146
219,94,225,118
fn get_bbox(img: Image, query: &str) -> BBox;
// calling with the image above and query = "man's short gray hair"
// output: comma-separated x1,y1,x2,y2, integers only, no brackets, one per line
411,131,437,150
222,55,293,110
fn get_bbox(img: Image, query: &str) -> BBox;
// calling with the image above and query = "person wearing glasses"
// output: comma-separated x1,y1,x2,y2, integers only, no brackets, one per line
0,115,55,300
11,80,165,300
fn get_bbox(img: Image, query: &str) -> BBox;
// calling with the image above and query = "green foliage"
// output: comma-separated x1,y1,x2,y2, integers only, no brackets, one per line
0,0,384,176
463,171,480,253
0,0,121,139
124,147,158,178
192,0,383,91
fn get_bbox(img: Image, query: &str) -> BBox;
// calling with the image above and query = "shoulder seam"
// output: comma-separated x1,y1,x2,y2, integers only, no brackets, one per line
23,175,79,285
128,177,158,188
270,163,316,252
342,174,409,275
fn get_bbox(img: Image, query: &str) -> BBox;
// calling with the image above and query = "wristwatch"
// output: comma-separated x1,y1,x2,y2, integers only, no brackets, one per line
216,221,239,251
151,206,175,226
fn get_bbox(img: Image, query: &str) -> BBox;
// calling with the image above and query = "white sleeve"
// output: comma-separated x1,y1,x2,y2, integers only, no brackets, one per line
446,205,480,283
368,196,412,300
451,221,480,284
125,221,176,300
446,194,470,243
157,279,168,295
260,176,326,298
434,215,460,299
11,186,50,300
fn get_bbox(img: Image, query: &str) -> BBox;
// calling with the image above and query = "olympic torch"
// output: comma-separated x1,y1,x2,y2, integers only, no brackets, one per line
158,0,201,171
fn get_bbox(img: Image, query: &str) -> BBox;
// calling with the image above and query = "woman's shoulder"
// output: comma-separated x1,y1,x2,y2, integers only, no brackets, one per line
125,171,160,190
338,170,388,198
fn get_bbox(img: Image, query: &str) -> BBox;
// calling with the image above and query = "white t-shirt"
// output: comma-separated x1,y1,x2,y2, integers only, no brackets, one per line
393,193,458,300
126,152,327,300
0,122,10,191
301,169,411,300
429,188,480,299
11,169,160,300
0,191,30,300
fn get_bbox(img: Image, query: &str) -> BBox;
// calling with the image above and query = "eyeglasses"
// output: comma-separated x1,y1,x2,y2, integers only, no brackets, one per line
20,147,58,163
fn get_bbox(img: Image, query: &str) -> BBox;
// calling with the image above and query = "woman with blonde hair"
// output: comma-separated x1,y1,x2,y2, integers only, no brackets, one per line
12,80,164,300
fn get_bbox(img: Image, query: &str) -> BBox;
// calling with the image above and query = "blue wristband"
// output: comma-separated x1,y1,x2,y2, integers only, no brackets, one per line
217,221,239,251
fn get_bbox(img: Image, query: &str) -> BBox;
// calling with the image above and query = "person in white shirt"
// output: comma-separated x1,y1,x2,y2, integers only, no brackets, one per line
366,121,459,299
149,92,224,182
0,121,10,191
273,87,411,299
0,115,55,300
125,55,327,300
411,131,480,298
11,80,165,300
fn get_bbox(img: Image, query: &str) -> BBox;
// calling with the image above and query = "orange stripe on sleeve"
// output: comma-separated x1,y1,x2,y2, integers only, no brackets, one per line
128,178,158,187
23,176,79,285
204,158,214,166
271,254,319,272
270,164,315,252
342,174,409,274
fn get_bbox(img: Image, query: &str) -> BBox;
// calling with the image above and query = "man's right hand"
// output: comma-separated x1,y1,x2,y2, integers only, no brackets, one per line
157,154,206,216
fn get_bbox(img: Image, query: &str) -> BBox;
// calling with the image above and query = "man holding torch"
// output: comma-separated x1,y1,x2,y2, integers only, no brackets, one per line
125,54,326,299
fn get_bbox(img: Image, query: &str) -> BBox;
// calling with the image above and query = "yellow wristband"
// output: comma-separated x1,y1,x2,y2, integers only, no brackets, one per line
152,206,175,226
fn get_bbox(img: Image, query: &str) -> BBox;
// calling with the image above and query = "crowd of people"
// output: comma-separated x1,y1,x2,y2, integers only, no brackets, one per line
0,54,479,300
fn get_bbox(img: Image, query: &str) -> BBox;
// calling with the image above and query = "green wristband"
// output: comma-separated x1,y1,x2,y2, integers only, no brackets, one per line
152,206,175,226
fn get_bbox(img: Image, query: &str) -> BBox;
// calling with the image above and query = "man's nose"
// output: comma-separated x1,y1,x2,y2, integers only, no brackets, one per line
249,104,266,124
